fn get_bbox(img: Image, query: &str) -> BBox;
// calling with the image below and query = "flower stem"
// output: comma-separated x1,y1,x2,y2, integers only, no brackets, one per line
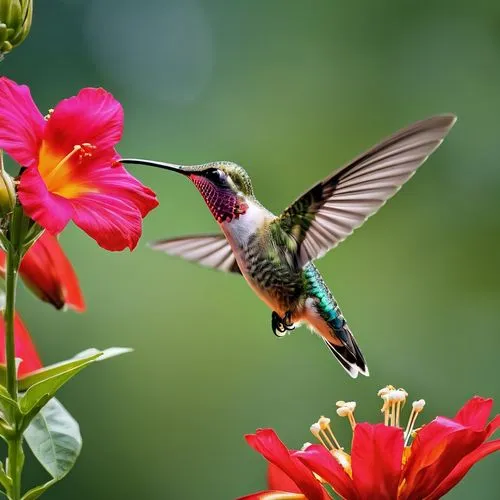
4,205,25,500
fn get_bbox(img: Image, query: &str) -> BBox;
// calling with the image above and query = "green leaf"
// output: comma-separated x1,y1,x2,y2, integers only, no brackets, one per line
24,398,82,482
19,364,91,418
0,461,11,492
0,384,16,412
18,347,133,391
72,347,133,361
18,352,103,392
21,479,56,500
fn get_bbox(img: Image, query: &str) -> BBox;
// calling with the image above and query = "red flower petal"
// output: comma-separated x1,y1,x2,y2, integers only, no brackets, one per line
294,444,357,499
44,87,123,159
268,464,302,493
453,396,493,429
13,83,159,250
245,429,327,500
69,162,159,249
425,439,500,500
18,167,73,234
0,313,43,376
81,163,159,218
70,192,145,251
485,414,500,438
401,417,491,500
5,232,84,311
0,77,44,167
350,423,403,499
237,492,306,500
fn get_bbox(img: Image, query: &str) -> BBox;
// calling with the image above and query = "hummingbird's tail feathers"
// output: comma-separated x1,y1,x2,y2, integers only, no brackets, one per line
149,234,241,274
323,335,369,378
323,340,359,378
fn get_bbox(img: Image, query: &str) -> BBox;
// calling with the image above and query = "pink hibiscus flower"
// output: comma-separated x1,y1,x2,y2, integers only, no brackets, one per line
0,77,158,251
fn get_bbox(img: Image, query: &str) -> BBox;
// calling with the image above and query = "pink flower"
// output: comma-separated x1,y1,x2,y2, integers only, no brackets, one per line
0,77,159,251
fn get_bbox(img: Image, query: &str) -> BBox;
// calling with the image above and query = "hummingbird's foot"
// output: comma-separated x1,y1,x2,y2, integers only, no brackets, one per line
283,311,295,330
271,311,295,337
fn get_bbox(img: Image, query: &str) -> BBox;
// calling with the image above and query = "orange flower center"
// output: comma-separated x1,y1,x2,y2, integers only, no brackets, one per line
38,142,98,199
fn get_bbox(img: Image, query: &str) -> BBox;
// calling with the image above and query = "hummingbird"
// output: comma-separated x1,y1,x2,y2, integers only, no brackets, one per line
120,115,456,378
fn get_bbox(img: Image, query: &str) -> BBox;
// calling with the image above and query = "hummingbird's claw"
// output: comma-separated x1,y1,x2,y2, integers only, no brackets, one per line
283,311,295,330
272,311,295,337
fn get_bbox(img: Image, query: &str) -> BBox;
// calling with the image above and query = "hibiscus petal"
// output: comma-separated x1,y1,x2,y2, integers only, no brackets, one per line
245,429,327,500
16,233,85,311
0,77,44,167
294,444,357,499
18,167,73,234
485,415,500,438
350,423,403,499
425,439,500,500
83,163,159,218
0,313,43,377
70,193,145,251
454,396,493,429
237,491,306,500
402,417,492,500
44,87,123,159
268,464,302,493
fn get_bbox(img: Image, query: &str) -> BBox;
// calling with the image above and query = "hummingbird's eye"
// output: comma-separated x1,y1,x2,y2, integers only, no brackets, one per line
204,169,226,185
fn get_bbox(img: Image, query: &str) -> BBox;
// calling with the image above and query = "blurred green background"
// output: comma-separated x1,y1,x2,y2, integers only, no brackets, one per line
2,0,500,498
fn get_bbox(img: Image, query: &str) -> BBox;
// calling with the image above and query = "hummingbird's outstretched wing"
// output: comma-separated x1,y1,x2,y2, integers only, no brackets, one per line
274,115,456,266
149,235,241,274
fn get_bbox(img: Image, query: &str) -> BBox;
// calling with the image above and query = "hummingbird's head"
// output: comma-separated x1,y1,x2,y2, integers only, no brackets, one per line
118,158,254,224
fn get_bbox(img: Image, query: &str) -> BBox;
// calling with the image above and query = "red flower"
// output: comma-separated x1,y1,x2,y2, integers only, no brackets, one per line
239,387,500,500
0,232,85,311
0,313,42,377
239,429,330,500
0,77,158,251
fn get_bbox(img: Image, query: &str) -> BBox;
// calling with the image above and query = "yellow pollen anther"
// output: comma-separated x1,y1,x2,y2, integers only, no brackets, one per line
310,422,330,449
377,385,395,397
336,401,357,430
318,416,330,430
412,399,426,412
44,108,54,120
311,417,342,451
310,422,321,436
379,386,408,427
43,143,97,185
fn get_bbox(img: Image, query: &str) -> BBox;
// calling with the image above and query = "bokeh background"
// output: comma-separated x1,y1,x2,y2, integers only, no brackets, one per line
1,0,500,498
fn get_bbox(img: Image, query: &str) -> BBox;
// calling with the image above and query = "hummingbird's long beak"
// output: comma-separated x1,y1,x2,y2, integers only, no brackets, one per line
118,158,191,176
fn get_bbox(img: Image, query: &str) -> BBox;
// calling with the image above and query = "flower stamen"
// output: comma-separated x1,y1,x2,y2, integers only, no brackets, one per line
310,423,329,449
44,143,97,184
336,401,357,430
404,399,425,446
318,416,340,450
44,108,54,120
311,417,342,451
378,386,408,427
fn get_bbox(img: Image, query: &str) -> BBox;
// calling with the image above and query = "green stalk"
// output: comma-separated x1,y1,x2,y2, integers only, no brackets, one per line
4,205,25,500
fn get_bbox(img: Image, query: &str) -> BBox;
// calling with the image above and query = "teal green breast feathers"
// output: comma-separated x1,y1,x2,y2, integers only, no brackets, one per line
120,114,457,378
